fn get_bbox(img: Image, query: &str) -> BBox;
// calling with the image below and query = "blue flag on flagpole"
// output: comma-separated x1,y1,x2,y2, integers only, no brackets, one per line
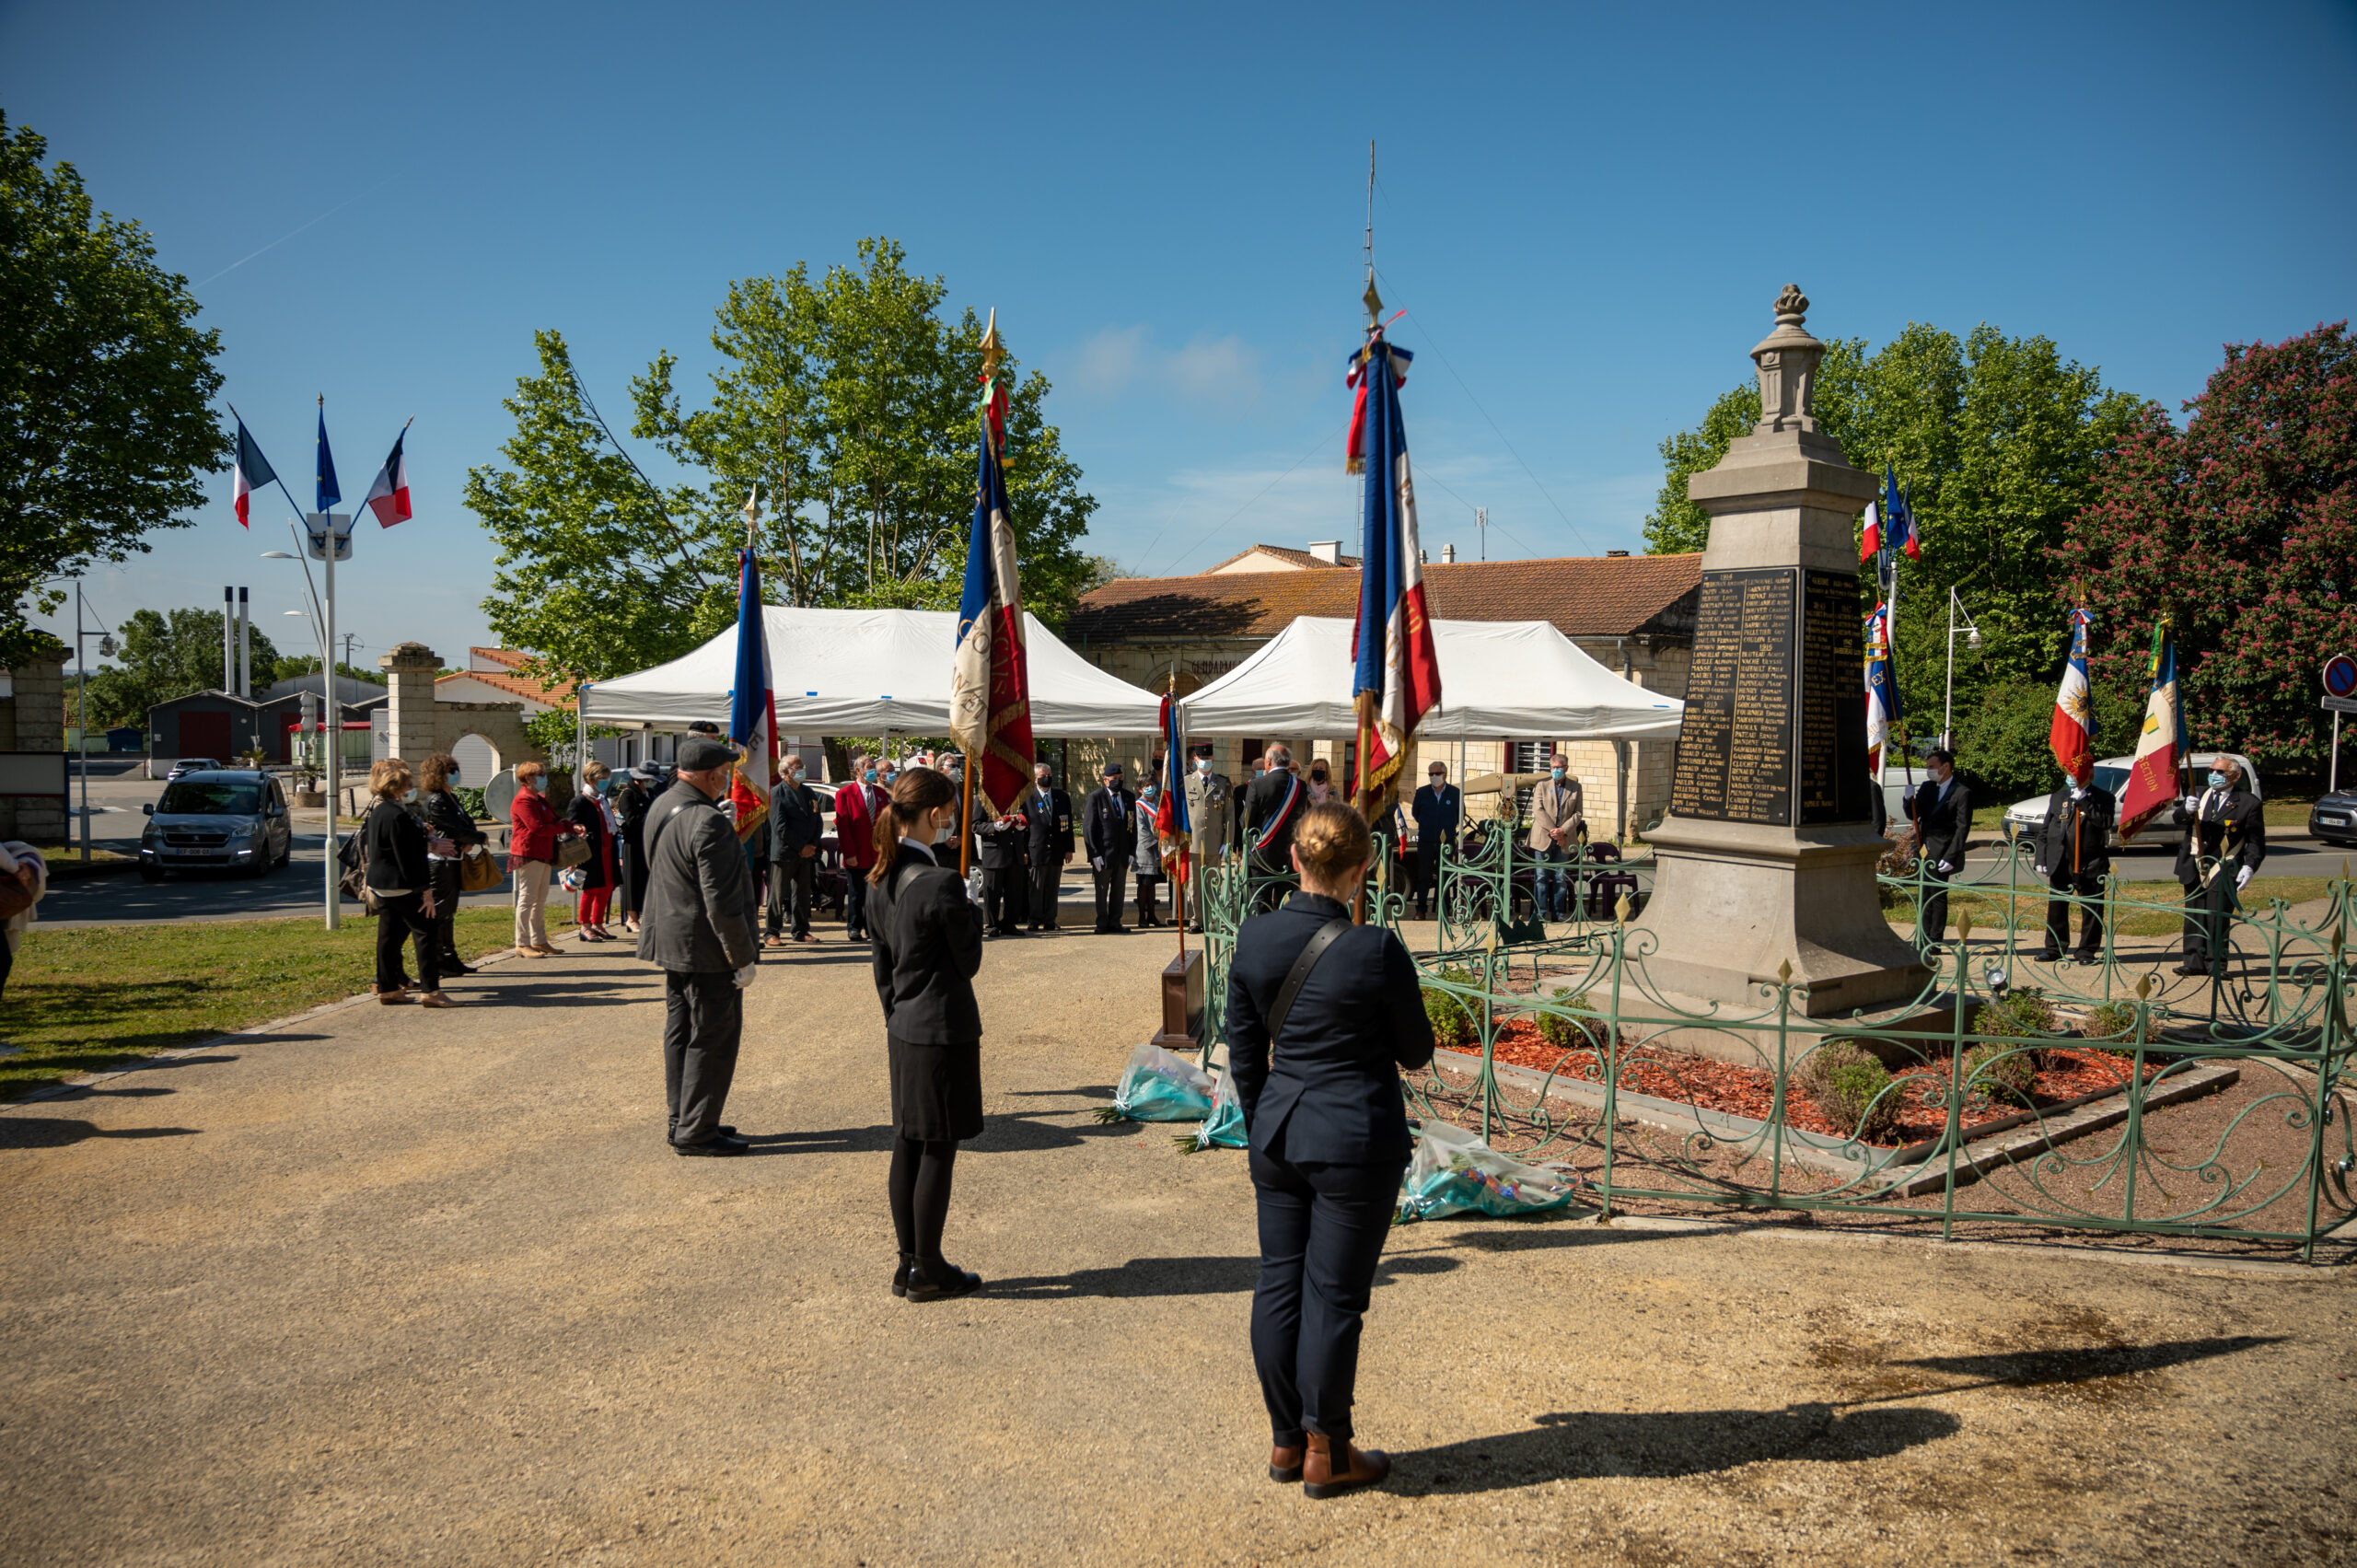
316,403,342,514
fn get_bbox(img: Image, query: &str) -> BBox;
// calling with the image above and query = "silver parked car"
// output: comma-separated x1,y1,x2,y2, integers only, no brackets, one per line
2002,751,2260,852
138,770,295,880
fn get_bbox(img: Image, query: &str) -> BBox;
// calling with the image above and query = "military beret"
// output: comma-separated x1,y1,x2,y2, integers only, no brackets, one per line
678,737,738,771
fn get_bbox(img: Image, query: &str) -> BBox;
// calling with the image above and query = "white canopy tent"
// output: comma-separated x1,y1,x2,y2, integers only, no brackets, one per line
577,606,1163,738
1179,616,1684,740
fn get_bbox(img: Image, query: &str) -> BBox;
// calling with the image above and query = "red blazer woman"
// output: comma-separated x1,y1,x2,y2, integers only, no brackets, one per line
507,786,576,868
833,780,884,870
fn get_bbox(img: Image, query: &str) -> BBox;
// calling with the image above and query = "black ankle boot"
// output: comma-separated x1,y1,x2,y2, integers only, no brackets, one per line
903,1259,982,1303
891,1252,915,1298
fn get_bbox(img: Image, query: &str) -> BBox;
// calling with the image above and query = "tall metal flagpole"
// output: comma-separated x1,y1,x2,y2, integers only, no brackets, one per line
319,397,340,931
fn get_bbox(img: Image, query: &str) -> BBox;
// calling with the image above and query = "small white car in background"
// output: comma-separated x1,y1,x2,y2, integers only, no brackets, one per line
2002,751,2260,852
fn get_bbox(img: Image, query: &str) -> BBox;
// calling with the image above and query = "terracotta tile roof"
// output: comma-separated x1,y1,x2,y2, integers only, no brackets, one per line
438,665,575,708
1068,553,1703,644
470,646,532,671
1205,542,1362,572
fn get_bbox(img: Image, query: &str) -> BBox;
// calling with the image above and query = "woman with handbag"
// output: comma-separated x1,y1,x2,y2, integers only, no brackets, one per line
419,752,487,975
867,766,987,1303
1225,801,1434,1498
567,760,621,941
365,759,457,1009
507,761,580,958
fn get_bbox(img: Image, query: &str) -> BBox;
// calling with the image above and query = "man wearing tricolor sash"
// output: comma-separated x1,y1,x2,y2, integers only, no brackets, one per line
2170,757,2265,978
1239,745,1307,912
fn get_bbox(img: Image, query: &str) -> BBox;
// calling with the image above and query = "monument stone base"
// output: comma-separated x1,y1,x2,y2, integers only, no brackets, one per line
1636,814,1929,1018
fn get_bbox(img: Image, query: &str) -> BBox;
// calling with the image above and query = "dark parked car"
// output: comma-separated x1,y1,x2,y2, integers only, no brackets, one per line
2312,790,2357,848
165,756,222,783
139,771,294,880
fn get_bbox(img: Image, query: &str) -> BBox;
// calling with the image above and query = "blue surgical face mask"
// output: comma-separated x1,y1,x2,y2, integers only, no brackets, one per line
2208,770,2228,789
1551,768,1566,782
596,778,612,795
863,769,877,784
530,777,547,794
1195,758,1211,773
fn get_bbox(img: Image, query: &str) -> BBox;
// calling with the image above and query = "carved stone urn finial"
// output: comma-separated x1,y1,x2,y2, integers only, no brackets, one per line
1750,284,1825,438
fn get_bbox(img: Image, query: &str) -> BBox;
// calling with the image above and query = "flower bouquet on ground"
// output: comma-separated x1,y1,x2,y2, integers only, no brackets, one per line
1174,1067,1248,1153
1395,1120,1587,1224
1096,1042,1215,1123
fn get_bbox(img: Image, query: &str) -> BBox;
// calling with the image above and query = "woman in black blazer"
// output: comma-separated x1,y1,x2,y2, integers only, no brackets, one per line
867,766,986,1302
566,761,619,941
363,759,457,1009
1226,801,1434,1497
419,752,487,975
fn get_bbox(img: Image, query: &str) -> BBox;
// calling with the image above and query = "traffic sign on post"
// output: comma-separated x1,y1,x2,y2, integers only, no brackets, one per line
2324,653,2357,700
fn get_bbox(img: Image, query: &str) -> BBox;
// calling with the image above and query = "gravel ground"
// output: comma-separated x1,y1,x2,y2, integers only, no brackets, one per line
2,906,2354,1566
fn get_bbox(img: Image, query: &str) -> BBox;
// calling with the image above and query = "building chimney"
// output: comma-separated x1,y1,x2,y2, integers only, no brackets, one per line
1308,540,1341,565
1442,542,1457,563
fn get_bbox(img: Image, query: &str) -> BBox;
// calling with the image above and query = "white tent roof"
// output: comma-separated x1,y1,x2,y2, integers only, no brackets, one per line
1180,617,1684,740
578,606,1163,738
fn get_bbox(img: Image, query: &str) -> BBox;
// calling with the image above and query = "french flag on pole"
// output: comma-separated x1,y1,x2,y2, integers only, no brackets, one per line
726,534,777,842
232,418,277,528
1346,319,1442,821
362,421,412,528
949,314,1038,818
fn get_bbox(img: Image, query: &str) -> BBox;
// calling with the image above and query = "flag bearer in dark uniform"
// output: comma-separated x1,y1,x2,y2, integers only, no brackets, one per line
1083,761,1137,934
1910,748,1971,951
1226,802,1434,1498
975,803,1029,937
1023,761,1074,931
2172,756,2265,977
2032,765,2114,962
1409,761,1460,920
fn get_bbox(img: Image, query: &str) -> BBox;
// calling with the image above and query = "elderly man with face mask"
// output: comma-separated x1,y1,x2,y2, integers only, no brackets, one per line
639,737,762,1156
766,753,825,946
2171,755,2265,977
1910,748,1972,953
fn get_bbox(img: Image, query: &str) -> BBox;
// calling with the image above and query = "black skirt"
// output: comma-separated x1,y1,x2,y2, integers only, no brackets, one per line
888,1031,984,1142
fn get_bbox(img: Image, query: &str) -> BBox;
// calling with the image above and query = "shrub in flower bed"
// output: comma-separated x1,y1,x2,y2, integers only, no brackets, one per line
1794,1041,1900,1141
1972,985,2058,1050
1422,968,1479,1049
1534,992,1610,1052
1961,1040,2039,1106
2079,1001,2148,1055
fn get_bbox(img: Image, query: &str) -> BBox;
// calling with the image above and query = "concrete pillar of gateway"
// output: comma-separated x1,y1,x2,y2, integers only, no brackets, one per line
1632,286,1928,1018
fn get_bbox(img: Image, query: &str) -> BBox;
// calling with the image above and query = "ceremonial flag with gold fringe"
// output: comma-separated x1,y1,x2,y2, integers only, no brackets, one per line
1346,315,1441,824
949,316,1037,817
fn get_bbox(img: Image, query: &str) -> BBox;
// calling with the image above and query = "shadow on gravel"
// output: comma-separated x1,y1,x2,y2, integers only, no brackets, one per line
1889,1334,2282,1388
988,1250,1460,1300
1398,1403,1961,1490
0,1119,202,1149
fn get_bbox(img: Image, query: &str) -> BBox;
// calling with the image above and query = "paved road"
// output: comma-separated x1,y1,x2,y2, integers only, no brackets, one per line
1956,835,2346,884
36,831,523,927
1,913,2349,1564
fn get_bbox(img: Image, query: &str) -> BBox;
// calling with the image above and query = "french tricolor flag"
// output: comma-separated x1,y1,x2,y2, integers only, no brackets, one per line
1347,326,1442,819
362,421,412,528
232,418,277,528
726,541,777,842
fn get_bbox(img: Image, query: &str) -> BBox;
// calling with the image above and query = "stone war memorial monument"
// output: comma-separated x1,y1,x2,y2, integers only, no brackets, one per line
1638,285,1929,1020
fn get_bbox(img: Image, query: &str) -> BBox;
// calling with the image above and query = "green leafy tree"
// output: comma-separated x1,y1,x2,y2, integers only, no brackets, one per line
79,607,282,727
468,238,1100,698
1645,323,2142,730
2058,322,2356,773
0,114,227,664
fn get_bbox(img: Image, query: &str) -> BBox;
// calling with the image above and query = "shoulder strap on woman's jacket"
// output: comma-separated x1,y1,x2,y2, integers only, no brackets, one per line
1268,917,1351,1056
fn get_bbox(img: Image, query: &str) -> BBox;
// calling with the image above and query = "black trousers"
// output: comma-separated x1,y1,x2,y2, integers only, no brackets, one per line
844,872,871,938
1412,842,1441,914
373,890,439,993
2180,875,2235,970
2043,869,2104,956
768,854,815,937
1248,1144,1406,1446
663,969,743,1145
983,865,1024,934
1917,862,1952,946
1092,858,1129,931
1135,871,1161,923
429,859,463,962
1028,856,1062,927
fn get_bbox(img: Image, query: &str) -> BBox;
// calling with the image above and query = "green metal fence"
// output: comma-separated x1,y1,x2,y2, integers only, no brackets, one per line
1194,823,2356,1260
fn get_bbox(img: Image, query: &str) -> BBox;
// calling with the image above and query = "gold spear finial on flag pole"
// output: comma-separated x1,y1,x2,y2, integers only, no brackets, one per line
741,482,761,550
980,308,1003,378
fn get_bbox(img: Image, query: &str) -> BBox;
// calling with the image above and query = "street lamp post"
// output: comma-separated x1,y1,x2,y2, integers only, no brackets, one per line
1943,586,1986,754
71,579,116,865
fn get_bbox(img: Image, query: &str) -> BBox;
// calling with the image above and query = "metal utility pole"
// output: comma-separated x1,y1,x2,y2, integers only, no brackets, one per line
238,587,251,700
223,585,235,692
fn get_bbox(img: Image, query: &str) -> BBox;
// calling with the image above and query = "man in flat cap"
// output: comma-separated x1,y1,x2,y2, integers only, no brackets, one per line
638,736,761,1156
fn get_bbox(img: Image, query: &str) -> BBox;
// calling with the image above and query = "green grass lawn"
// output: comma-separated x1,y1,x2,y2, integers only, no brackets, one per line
1886,875,2349,939
0,909,521,1099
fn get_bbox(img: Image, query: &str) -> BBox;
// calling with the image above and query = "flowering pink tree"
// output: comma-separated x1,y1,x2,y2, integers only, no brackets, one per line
2057,323,2356,774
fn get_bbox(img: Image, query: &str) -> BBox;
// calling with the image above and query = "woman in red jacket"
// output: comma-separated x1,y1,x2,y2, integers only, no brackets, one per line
507,761,580,958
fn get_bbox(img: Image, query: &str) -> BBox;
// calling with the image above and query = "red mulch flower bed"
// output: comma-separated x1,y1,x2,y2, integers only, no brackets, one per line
1436,1019,2158,1147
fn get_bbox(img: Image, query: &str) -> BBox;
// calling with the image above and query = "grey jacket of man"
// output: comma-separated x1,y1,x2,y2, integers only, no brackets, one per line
636,780,759,973
1184,769,1235,865
1527,776,1585,853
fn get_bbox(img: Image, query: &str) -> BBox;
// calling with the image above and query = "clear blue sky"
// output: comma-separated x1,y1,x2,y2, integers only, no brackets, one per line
7,0,2353,673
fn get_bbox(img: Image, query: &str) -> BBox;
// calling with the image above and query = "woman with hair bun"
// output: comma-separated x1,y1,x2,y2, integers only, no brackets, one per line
866,766,987,1302
1225,800,1434,1498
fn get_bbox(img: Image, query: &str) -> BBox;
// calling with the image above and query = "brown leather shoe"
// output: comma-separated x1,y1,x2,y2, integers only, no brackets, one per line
515,946,547,959
1303,1433,1389,1498
418,992,459,1009
1269,1444,1304,1483
375,986,413,1005
532,943,564,957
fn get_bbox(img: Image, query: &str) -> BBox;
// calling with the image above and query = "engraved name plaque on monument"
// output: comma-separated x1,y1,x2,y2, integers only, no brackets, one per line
1636,286,1925,1019
1670,568,1869,828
